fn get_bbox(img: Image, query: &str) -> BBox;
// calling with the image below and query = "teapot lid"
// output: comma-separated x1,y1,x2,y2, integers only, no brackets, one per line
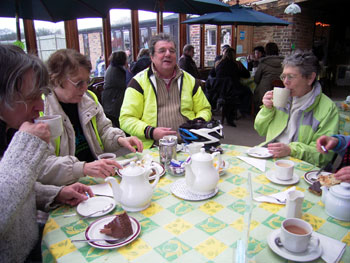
330,182,350,199
191,148,212,161
119,161,144,176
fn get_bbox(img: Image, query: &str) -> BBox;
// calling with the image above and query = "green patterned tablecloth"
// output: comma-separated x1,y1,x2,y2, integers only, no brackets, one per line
42,144,350,263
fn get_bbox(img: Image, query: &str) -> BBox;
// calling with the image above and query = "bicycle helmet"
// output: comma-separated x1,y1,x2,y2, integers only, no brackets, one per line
179,119,224,151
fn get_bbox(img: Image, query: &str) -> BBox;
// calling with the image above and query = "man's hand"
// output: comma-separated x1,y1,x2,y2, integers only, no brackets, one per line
55,183,94,206
153,127,177,141
118,136,143,153
83,159,122,178
267,142,291,158
316,135,338,153
262,90,274,109
335,166,350,183
19,122,51,143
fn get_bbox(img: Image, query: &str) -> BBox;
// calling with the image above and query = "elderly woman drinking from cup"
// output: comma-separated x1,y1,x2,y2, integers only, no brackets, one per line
38,49,143,186
0,45,93,262
254,50,338,167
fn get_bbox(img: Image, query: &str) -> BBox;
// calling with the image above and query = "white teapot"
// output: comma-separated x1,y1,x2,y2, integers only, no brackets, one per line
321,182,350,221
105,161,160,212
185,148,221,195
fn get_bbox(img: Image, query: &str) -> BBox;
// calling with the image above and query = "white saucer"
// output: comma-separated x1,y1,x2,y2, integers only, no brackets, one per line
116,161,165,180
85,215,141,249
77,196,115,217
267,229,322,262
266,171,299,185
247,147,273,159
170,178,218,201
304,170,331,185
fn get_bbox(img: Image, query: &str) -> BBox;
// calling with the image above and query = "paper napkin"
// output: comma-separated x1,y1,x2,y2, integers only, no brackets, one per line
237,156,266,172
313,232,346,263
90,183,113,197
254,187,296,204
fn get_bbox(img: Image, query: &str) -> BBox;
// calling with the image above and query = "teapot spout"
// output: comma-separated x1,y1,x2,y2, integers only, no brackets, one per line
185,162,195,188
105,177,122,203
321,185,328,203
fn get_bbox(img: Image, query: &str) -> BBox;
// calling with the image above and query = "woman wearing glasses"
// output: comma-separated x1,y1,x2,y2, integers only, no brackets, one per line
254,50,338,167
38,49,143,186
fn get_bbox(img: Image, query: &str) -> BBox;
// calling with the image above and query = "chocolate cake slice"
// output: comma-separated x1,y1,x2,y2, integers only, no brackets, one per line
308,181,322,196
100,212,133,238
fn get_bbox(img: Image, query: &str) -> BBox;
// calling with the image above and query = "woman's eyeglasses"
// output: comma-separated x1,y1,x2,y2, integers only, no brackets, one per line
67,78,90,89
280,73,298,82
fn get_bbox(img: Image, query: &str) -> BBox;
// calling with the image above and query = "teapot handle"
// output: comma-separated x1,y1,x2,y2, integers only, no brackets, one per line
149,164,160,189
211,151,221,172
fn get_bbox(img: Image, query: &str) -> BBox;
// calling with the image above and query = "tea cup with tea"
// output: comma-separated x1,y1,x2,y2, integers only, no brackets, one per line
97,153,116,160
280,218,320,253
274,160,294,181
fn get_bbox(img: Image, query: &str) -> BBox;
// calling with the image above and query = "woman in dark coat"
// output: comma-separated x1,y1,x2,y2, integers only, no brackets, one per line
211,47,251,126
254,42,284,111
102,51,127,128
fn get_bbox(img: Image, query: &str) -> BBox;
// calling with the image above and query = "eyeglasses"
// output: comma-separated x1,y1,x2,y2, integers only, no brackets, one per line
67,78,90,89
280,73,298,82
155,48,176,55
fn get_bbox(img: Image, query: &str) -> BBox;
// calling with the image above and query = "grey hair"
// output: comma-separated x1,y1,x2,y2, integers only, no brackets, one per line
149,33,176,56
0,44,50,109
282,49,320,78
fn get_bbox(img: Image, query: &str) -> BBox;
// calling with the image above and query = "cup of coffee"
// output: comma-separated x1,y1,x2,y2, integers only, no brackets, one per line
280,218,319,253
34,115,63,139
187,142,204,155
97,153,116,160
273,87,290,108
274,160,294,180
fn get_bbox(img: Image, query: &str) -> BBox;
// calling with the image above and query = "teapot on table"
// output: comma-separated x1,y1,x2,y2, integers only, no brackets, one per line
185,148,221,195
321,182,350,221
105,161,160,212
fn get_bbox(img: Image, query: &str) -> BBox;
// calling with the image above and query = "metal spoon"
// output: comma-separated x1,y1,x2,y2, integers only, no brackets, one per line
80,203,113,220
259,194,286,204
71,238,123,244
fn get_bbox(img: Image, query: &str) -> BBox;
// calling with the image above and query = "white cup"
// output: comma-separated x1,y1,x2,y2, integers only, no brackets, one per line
34,115,63,139
97,153,116,160
273,87,290,108
187,142,204,155
280,218,319,253
274,160,294,181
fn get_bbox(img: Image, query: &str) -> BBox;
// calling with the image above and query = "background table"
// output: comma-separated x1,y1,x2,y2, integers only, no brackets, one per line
42,144,350,262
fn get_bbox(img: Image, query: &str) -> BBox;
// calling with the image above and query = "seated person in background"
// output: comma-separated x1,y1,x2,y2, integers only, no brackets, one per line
209,47,251,125
317,135,350,182
254,42,284,111
178,44,200,79
214,44,231,63
119,33,211,149
102,51,128,128
247,45,265,71
254,50,339,167
130,48,152,76
0,44,92,262
40,49,143,186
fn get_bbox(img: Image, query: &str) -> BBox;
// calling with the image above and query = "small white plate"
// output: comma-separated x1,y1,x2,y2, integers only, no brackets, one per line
266,171,299,185
85,215,141,249
77,196,115,217
247,147,273,159
170,178,218,201
116,161,165,180
267,229,322,262
304,170,332,185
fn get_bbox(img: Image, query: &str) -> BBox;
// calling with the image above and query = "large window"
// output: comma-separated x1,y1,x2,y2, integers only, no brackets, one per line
0,18,26,51
34,21,66,61
205,26,217,67
77,17,103,75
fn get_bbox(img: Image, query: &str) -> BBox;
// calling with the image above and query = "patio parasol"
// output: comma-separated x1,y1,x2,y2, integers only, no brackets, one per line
182,4,290,47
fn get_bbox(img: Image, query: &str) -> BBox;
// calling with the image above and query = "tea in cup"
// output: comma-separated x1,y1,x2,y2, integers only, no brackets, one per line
280,218,319,253
274,160,294,180
273,87,290,108
34,115,63,139
97,153,116,160
187,142,204,155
